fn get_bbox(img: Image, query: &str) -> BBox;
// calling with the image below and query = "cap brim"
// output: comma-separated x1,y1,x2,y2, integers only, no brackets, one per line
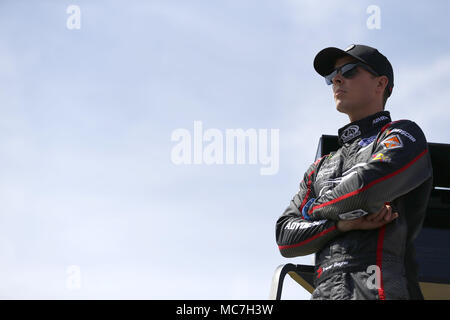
313,47,367,77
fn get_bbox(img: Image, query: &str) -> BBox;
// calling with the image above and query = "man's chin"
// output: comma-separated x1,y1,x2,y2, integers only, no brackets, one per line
335,102,348,114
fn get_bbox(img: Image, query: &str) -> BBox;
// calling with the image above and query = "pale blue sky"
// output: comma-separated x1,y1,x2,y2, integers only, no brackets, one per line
0,0,449,299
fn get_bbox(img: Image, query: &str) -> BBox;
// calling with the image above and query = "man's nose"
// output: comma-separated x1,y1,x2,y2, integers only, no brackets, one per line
332,72,344,85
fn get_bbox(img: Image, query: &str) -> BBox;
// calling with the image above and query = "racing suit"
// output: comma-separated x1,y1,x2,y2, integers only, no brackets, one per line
276,111,433,300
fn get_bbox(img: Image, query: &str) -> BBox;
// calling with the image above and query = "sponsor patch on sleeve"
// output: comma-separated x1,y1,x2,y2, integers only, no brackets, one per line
380,134,403,150
372,152,391,162
389,128,416,142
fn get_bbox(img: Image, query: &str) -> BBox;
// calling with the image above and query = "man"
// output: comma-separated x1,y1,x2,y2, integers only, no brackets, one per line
275,44,433,300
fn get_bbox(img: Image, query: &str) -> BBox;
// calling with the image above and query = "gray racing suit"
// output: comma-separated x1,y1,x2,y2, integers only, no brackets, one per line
276,111,433,300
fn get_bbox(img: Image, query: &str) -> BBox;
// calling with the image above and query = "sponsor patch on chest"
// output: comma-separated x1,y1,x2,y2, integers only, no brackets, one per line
358,135,377,147
341,125,361,143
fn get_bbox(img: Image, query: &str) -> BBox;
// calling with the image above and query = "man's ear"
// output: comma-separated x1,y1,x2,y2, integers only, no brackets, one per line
376,76,389,93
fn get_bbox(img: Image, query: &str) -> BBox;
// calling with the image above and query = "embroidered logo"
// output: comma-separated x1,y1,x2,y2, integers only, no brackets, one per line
341,125,361,143
380,135,403,150
317,267,323,279
358,135,377,147
372,115,389,125
372,152,391,162
316,261,349,279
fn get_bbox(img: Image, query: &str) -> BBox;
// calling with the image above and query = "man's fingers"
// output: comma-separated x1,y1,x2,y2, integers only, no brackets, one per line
365,205,400,225
372,206,388,223
384,207,400,222
390,211,399,220
384,206,392,221
366,206,385,222
345,207,399,231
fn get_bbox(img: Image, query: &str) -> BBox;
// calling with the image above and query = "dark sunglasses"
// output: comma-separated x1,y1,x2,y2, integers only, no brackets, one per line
325,62,379,85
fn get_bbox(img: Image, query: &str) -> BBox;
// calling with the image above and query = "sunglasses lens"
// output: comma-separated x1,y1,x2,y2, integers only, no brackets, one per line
324,63,362,85
342,65,359,78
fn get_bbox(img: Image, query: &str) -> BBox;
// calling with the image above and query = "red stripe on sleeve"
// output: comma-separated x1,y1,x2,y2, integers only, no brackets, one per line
299,155,326,212
278,226,337,250
309,148,428,215
299,169,315,212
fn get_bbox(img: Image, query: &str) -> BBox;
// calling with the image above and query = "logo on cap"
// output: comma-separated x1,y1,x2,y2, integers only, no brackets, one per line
345,44,356,51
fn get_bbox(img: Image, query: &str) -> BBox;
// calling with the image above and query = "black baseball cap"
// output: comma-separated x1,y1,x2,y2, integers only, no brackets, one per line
313,44,394,96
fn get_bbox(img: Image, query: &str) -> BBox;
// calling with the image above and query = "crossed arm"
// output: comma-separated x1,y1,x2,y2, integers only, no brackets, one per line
276,120,432,258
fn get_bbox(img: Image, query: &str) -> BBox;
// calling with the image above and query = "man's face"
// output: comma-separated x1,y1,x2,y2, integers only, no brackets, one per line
331,56,380,116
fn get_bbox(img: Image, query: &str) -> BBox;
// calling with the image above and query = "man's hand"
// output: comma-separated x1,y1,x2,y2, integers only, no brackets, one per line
337,204,398,232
